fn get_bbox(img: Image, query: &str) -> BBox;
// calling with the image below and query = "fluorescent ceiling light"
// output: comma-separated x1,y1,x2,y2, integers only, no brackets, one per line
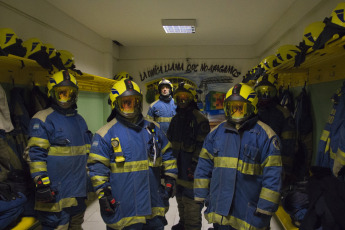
162,19,196,34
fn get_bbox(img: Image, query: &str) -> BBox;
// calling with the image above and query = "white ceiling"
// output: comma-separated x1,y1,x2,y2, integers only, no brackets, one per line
45,0,311,47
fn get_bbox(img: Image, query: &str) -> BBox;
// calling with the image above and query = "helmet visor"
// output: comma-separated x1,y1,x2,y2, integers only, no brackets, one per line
224,101,254,123
175,91,193,108
117,95,142,118
53,86,77,103
255,85,277,99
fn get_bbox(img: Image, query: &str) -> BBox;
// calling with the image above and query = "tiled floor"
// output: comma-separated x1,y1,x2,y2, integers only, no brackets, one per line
82,198,284,230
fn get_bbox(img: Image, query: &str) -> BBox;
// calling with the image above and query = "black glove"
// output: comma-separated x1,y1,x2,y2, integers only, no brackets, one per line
164,176,175,198
35,175,56,203
0,182,21,201
187,161,198,181
99,187,117,215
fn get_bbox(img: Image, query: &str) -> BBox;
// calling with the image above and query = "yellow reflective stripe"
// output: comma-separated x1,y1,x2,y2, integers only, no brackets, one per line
161,142,172,155
262,155,283,167
29,161,47,174
87,153,110,168
256,207,273,216
41,177,50,185
110,160,149,173
199,148,214,160
85,144,91,153
48,145,88,156
330,149,336,160
281,131,295,140
205,212,263,230
194,178,210,189
146,115,154,120
28,137,50,149
176,179,193,189
259,187,280,205
325,138,331,154
155,117,172,122
145,207,166,219
35,197,78,212
335,148,345,164
148,157,162,167
91,175,108,187
163,159,177,171
107,216,146,229
237,159,262,175
214,157,238,168
320,130,330,142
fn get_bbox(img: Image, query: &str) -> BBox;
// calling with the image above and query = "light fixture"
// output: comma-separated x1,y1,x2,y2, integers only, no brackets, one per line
162,19,196,34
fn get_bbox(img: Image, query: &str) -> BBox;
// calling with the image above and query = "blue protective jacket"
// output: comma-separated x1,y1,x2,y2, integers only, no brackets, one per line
146,97,176,134
87,116,177,229
27,107,92,212
194,118,282,230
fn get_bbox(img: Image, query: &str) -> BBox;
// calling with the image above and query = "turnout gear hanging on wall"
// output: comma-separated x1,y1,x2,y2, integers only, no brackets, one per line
316,81,345,173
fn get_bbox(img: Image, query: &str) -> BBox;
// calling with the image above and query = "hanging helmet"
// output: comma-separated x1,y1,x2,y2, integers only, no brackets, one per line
173,82,197,108
47,70,78,109
303,21,326,47
113,71,133,81
158,78,173,96
0,28,26,57
254,74,278,101
22,38,52,70
261,55,280,71
109,78,143,119
59,50,75,69
330,3,345,28
223,83,258,124
45,44,65,70
276,45,301,63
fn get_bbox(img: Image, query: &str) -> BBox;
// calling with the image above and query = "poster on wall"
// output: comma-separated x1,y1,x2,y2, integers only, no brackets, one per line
140,61,241,122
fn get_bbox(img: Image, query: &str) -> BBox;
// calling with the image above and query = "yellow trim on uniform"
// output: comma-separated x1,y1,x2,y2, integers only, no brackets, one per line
259,187,280,204
28,137,50,149
194,178,210,189
110,160,149,173
35,197,78,212
145,207,166,219
262,155,282,167
29,161,47,174
90,175,108,187
199,148,214,161
214,157,238,169
88,153,110,167
163,159,177,170
148,157,162,167
48,145,89,156
107,216,146,229
320,130,330,142
155,117,172,122
237,159,262,175
176,178,194,189
161,142,172,154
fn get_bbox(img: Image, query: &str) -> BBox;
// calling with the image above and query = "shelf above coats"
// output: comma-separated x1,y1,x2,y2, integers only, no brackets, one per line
0,54,116,93
268,35,345,88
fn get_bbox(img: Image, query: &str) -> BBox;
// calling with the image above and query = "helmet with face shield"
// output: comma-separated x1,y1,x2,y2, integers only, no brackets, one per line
173,82,197,109
224,83,258,124
254,74,278,103
47,70,78,109
109,79,143,119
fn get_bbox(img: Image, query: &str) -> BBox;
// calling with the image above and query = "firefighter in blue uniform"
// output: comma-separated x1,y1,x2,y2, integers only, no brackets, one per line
254,74,296,187
147,78,176,135
87,79,177,230
26,70,92,229
194,83,282,230
167,82,210,230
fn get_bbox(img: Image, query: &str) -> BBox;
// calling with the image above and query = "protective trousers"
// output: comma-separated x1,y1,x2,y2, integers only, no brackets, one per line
176,185,202,230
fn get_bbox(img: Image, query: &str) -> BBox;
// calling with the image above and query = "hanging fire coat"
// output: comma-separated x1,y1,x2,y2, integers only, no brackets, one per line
27,107,92,212
194,118,282,230
316,81,345,175
167,108,210,189
258,102,296,175
146,97,176,134
87,117,177,229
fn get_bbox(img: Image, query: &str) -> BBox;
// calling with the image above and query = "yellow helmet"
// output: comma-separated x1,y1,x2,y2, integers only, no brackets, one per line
45,43,65,70
22,38,45,58
261,55,280,71
254,74,278,101
0,28,26,57
113,71,133,81
173,82,197,108
275,45,301,63
303,21,326,47
158,78,173,96
224,83,258,124
47,70,78,109
331,3,345,27
44,43,58,59
109,79,143,119
59,50,75,69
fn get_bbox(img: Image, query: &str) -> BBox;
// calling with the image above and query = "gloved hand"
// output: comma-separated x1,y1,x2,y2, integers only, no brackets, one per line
187,161,198,181
0,182,22,201
35,175,56,203
164,176,175,198
99,187,117,215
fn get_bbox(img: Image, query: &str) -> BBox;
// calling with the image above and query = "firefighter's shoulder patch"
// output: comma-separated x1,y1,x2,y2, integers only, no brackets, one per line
272,137,280,151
